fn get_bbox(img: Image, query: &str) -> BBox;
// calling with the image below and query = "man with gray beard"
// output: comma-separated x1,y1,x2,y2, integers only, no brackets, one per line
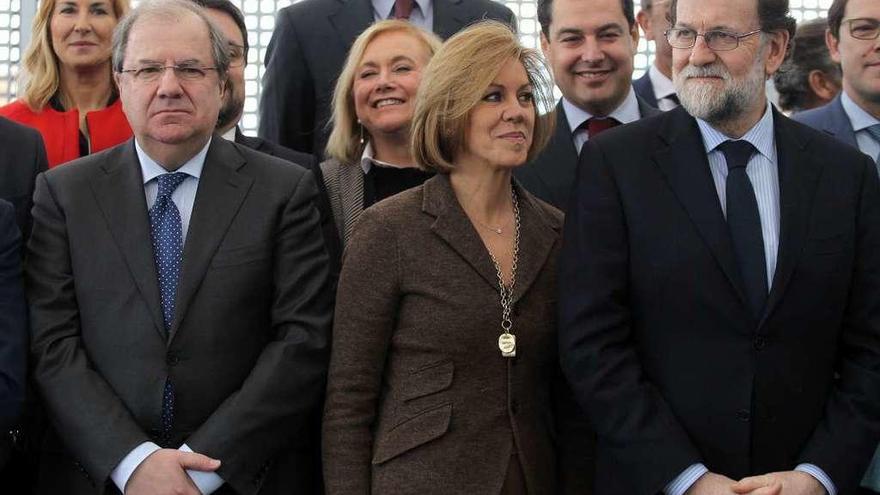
558,0,880,493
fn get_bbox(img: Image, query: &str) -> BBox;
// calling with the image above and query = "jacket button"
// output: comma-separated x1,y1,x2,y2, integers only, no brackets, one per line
753,336,767,351
166,353,180,366
737,409,751,422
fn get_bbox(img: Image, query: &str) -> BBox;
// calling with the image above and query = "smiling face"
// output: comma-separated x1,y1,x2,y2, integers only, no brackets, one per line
457,57,536,171
115,11,224,160
827,0,880,115
50,0,118,71
352,30,433,141
541,0,639,116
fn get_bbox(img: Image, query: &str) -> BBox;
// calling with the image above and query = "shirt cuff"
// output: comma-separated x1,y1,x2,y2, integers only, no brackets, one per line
795,463,836,495
180,443,225,494
110,441,161,493
664,463,709,495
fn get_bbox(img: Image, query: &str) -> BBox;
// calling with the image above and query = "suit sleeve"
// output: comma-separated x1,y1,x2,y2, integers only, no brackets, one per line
557,140,701,494
797,154,880,492
322,206,400,494
186,171,333,495
0,202,26,432
259,7,316,154
26,173,150,482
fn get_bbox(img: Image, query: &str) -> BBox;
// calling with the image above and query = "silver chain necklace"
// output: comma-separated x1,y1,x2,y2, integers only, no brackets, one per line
486,187,521,358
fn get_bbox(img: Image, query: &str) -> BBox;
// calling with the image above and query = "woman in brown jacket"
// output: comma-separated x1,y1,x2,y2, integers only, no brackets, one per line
322,21,593,495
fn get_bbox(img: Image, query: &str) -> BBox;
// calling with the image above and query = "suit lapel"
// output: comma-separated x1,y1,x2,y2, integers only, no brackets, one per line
652,109,749,307
510,184,560,305
90,141,167,340
432,0,467,40
532,103,579,207
760,112,822,326
423,175,499,292
824,95,859,149
169,138,253,343
328,0,373,50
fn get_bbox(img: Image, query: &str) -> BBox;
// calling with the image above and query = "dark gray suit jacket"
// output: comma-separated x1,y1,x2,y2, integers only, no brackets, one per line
26,137,334,494
0,199,25,445
792,94,859,149
632,71,658,108
514,97,660,211
258,0,515,156
0,116,48,239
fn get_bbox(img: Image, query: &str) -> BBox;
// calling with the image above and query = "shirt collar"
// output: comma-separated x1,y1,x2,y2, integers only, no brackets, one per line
649,64,676,100
359,141,402,173
136,137,210,184
841,90,880,132
696,101,776,161
562,86,641,135
221,126,237,142
373,0,430,19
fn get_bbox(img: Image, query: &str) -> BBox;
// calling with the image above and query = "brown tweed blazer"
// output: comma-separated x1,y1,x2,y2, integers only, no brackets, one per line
322,174,594,494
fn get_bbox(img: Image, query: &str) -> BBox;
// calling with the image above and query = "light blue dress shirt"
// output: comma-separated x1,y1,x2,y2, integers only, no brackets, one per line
664,103,836,495
110,138,225,494
563,86,642,154
841,90,880,164
373,0,432,29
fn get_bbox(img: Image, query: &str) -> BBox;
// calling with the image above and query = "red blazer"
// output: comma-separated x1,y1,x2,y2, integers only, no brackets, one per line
0,99,131,168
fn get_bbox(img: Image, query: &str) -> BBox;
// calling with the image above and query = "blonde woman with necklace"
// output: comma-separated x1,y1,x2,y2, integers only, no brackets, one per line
322,21,594,495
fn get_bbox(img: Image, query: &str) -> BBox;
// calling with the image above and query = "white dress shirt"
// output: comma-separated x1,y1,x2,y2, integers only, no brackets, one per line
373,0,433,29
563,86,642,153
649,64,679,111
110,138,225,495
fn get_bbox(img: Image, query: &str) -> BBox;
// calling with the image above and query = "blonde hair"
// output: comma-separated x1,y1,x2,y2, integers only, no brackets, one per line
324,20,442,165
411,21,555,173
20,0,130,111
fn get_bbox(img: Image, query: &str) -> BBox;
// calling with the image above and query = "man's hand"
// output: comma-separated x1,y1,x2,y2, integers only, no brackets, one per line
685,472,738,495
731,471,825,495
126,448,221,495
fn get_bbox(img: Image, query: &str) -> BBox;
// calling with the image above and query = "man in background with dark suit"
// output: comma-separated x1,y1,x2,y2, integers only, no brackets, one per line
258,0,515,157
0,199,26,470
514,0,660,211
634,0,679,110
559,0,880,493
26,1,333,493
793,1,880,492
0,116,48,238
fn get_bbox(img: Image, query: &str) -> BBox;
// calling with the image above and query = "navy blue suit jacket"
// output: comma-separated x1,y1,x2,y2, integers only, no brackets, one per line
792,94,859,149
632,71,658,108
0,199,26,434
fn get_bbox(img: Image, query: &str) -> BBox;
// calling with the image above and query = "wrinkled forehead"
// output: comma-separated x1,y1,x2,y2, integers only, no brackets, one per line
125,11,214,65
673,0,759,31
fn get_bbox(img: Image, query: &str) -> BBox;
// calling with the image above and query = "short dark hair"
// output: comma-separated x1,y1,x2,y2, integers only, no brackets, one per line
537,0,636,38
190,0,249,56
773,17,841,112
668,0,796,43
827,0,849,39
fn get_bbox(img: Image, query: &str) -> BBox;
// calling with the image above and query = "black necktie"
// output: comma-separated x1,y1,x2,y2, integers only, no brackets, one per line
667,94,680,106
719,140,767,319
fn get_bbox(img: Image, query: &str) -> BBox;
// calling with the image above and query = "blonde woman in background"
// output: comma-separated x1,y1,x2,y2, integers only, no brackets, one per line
322,21,593,495
314,20,441,269
0,0,131,167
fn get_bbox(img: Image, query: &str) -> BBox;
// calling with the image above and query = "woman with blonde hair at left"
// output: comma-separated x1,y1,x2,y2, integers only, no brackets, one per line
323,20,593,495
0,0,131,167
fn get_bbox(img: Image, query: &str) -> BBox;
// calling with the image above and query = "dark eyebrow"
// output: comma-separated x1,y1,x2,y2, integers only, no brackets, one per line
596,23,625,33
555,28,584,39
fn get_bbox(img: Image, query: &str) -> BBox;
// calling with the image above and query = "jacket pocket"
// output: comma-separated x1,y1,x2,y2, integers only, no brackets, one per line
210,242,270,267
402,360,454,401
372,403,452,465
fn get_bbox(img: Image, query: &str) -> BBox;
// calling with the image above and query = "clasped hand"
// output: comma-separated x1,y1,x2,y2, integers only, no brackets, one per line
686,471,825,495
125,448,221,495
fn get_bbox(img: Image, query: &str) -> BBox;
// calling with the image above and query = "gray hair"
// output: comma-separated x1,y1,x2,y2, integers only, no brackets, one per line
112,0,230,80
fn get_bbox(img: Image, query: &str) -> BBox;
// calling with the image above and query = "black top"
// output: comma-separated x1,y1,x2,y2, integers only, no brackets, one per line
363,163,434,208
49,93,119,158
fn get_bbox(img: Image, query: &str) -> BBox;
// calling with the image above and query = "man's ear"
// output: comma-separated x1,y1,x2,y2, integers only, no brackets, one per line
826,28,842,64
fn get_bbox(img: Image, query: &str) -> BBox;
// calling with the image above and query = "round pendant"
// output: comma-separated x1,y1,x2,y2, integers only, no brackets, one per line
498,333,516,357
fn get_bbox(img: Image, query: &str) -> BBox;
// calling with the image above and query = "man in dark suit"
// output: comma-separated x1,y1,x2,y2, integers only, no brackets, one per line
514,0,660,211
258,0,515,156
793,2,880,492
794,0,879,171
26,1,333,494
0,116,49,238
634,0,679,110
559,0,880,494
0,199,26,469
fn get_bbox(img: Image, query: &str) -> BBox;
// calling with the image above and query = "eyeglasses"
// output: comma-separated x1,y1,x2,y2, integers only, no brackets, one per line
844,18,880,41
118,64,219,83
228,43,248,68
665,27,763,51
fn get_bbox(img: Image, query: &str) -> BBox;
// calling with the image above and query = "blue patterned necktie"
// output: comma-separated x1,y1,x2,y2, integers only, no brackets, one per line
864,124,880,167
149,171,188,441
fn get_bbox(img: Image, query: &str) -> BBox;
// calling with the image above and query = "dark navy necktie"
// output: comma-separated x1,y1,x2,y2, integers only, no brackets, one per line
864,124,880,165
719,140,767,319
149,171,188,441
